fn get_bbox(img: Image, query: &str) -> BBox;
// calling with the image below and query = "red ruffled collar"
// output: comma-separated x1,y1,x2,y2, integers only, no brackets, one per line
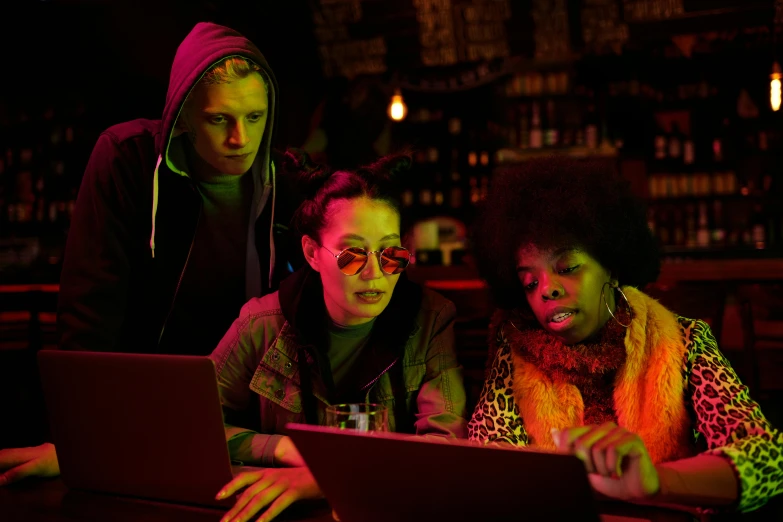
506,308,631,424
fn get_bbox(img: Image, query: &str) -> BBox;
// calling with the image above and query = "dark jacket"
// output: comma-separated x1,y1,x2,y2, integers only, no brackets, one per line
210,266,468,464
57,22,301,355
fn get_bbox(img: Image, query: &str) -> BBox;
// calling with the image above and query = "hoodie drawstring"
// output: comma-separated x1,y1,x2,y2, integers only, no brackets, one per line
150,154,163,258
268,161,276,289
150,155,275,289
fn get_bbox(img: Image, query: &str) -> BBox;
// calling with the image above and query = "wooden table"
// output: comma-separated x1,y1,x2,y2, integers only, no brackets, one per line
3,477,782,521
0,478,335,522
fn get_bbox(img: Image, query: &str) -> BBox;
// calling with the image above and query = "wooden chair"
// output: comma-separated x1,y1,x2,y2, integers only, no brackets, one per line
644,281,728,344
422,280,494,415
0,285,59,449
736,283,783,398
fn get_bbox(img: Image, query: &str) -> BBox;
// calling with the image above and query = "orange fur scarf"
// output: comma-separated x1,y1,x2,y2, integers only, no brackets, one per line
499,286,697,464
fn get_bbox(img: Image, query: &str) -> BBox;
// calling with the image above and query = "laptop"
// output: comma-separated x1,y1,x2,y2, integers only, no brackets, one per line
38,350,241,508
287,423,610,522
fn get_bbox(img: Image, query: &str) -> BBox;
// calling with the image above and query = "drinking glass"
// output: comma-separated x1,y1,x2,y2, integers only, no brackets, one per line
324,403,389,432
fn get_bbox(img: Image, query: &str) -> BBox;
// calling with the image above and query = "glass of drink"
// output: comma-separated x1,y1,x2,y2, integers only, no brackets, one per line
324,403,389,432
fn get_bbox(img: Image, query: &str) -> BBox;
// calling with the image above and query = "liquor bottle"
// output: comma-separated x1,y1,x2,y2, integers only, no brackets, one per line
544,100,559,148
448,117,462,136
696,201,710,248
449,148,463,210
711,200,726,247
529,102,543,149
479,176,490,201
751,203,767,249
469,176,480,205
712,128,724,165
653,123,668,163
449,171,463,209
401,187,415,208
479,150,490,169
427,146,439,165
479,150,491,200
646,206,657,238
433,172,445,207
667,123,683,167
419,183,433,207
574,124,585,147
14,110,38,236
685,203,697,247
466,146,479,205
683,131,695,168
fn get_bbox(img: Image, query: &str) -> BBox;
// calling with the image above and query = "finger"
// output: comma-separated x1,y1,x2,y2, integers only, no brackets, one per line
567,423,616,447
587,472,626,500
221,472,276,522
590,426,628,477
0,447,40,470
232,482,287,522
572,424,617,474
256,490,298,522
607,434,645,478
553,426,591,451
217,470,266,500
0,460,42,487
0,451,27,470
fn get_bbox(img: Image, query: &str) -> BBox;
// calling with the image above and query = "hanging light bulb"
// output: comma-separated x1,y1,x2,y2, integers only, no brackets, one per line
387,89,408,121
771,61,782,112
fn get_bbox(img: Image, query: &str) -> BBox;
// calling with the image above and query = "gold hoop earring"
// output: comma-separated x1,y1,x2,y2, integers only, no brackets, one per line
602,281,632,328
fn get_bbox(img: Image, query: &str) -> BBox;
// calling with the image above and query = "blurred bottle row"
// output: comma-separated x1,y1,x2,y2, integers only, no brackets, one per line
0,101,95,280
648,199,778,252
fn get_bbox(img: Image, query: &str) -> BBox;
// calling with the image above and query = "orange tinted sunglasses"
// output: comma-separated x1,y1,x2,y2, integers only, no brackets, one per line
322,246,411,276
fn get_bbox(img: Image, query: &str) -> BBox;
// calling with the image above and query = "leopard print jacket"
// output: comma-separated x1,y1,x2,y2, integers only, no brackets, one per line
467,317,783,513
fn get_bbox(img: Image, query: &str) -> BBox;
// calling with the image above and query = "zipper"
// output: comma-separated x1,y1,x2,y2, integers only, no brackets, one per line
360,356,400,393
157,183,202,346
358,327,416,393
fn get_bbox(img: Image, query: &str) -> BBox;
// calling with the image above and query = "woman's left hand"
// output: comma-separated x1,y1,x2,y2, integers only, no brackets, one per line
217,467,324,522
553,422,660,502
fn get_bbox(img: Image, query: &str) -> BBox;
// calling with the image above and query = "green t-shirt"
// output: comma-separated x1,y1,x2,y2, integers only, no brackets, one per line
327,318,376,388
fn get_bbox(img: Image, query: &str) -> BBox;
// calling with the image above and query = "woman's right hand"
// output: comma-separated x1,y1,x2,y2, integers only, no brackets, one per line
0,443,61,485
217,467,323,522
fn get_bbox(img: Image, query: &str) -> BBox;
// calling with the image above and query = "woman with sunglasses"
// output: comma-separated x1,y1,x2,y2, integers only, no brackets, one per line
467,157,782,515
209,149,467,522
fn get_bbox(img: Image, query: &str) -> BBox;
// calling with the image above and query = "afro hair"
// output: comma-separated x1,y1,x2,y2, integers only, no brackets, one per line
471,156,660,310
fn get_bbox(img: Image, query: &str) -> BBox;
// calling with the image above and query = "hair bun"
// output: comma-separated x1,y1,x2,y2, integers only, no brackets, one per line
282,148,332,197
365,151,412,182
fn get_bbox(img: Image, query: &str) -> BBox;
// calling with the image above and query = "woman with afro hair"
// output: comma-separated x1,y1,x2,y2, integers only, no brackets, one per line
467,157,782,514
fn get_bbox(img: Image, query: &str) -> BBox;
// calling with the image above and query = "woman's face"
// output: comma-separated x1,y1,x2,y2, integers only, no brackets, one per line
515,244,616,344
304,197,403,326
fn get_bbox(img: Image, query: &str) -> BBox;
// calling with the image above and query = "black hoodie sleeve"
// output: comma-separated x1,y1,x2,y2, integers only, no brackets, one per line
57,132,145,352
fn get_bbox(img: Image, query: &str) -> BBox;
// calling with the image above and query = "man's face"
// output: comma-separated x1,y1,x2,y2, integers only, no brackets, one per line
179,72,269,175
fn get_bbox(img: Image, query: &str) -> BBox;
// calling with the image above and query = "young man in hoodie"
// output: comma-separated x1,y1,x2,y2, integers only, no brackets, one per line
59,22,301,358
0,22,303,493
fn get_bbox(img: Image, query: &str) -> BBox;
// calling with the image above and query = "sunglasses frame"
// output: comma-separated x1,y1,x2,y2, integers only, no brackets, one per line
321,245,412,276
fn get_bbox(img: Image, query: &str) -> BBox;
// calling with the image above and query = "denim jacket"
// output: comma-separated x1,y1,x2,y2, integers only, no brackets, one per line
209,267,467,465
